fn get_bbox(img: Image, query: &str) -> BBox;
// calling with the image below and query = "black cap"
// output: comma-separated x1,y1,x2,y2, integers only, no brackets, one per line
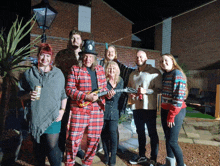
79,39,98,56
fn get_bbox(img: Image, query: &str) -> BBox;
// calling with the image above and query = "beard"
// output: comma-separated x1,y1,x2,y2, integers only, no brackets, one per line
71,45,80,49
136,60,147,67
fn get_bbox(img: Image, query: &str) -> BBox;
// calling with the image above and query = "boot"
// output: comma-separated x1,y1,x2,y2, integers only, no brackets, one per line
161,157,176,166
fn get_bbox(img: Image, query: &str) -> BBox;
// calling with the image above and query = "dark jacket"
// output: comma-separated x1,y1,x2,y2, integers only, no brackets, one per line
104,77,124,120
98,58,135,116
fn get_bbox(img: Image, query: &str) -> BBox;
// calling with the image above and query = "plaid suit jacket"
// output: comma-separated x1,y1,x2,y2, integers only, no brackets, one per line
66,64,107,113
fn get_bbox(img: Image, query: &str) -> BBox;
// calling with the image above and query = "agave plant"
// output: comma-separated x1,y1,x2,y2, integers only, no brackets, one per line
0,16,40,134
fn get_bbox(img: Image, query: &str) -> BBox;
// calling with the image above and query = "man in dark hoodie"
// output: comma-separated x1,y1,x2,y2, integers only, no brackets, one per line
55,29,85,160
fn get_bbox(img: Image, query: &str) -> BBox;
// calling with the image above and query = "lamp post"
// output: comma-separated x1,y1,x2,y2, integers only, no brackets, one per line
32,0,58,43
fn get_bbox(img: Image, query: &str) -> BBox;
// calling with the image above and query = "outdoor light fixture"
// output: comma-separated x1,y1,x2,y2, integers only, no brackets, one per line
32,0,58,43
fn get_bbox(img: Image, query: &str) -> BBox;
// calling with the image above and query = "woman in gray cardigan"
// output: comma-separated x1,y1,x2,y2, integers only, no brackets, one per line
18,43,67,166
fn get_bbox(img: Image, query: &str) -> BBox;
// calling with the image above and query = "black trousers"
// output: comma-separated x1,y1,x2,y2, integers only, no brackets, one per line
101,120,118,165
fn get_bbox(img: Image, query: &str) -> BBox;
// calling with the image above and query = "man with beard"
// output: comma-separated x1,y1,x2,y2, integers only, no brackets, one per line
55,30,85,160
55,30,82,78
127,50,162,166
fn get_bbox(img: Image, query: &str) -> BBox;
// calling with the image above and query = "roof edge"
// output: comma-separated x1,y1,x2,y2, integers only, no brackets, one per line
102,0,134,24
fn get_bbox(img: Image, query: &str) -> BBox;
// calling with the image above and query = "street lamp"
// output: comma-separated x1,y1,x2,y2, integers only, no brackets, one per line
32,0,58,43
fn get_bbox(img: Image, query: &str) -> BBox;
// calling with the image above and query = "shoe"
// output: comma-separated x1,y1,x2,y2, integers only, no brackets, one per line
129,156,148,164
161,157,176,166
149,160,156,166
96,147,103,153
76,149,85,159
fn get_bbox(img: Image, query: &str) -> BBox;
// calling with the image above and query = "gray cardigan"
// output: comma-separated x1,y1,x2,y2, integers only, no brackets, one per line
18,65,67,143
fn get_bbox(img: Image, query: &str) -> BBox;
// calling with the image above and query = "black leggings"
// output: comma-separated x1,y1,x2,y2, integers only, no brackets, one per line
32,133,61,166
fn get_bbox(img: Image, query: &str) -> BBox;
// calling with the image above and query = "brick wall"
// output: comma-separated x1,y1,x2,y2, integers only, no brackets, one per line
31,0,132,46
154,0,220,70
30,0,161,70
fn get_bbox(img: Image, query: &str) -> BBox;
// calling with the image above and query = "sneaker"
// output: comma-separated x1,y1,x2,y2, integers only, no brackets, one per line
129,156,148,164
149,160,156,166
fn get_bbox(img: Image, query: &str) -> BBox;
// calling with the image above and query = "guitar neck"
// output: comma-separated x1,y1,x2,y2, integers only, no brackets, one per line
98,89,125,97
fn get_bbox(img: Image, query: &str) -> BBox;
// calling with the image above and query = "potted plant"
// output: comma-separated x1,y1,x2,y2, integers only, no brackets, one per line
0,16,40,165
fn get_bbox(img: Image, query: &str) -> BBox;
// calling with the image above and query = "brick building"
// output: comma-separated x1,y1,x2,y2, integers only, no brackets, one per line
154,0,220,70
31,0,161,68
154,0,220,91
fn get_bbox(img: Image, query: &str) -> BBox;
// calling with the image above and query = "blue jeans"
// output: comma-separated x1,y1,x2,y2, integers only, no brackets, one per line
101,120,118,165
133,109,159,161
161,108,186,166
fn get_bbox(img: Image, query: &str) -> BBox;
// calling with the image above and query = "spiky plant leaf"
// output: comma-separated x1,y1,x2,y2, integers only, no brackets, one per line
0,15,40,79
9,16,36,56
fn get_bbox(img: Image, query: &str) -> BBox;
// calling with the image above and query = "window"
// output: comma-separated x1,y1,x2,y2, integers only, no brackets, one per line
146,59,155,67
162,17,172,54
78,5,91,33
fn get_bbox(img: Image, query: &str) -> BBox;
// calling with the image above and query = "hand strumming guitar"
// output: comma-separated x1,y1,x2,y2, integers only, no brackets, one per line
85,92,99,102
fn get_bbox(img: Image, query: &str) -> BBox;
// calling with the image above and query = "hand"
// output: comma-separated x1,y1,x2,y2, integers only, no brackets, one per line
138,87,146,95
107,89,116,99
167,121,175,128
56,109,65,122
85,92,98,102
130,93,137,98
30,91,38,101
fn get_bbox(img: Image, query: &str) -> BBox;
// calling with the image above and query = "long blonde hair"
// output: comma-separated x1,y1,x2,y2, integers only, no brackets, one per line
161,54,188,98
105,61,120,85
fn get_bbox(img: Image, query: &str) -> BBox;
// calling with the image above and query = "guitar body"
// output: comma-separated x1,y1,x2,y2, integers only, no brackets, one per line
76,90,99,108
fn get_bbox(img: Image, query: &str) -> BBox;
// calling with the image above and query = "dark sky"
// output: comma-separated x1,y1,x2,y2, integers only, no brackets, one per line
103,0,212,49
1,0,212,49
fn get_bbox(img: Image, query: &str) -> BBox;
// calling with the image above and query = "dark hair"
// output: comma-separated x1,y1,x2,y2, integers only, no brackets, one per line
37,43,54,58
68,29,82,48
69,29,82,39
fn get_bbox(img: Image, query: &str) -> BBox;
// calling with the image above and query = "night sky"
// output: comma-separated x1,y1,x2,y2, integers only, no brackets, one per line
1,0,213,49
103,0,212,49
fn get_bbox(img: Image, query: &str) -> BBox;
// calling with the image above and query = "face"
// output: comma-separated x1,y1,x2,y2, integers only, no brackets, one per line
83,54,95,67
136,51,147,66
160,55,174,72
107,64,117,77
71,34,82,47
106,47,116,61
38,53,51,67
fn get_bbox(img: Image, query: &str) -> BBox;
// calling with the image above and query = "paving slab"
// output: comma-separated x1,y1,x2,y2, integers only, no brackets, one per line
193,140,220,146
125,138,139,147
183,125,200,139
118,124,132,142
196,130,214,140
120,141,138,151
178,138,194,144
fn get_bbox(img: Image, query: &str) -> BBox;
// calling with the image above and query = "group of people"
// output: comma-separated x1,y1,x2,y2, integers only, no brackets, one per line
18,29,188,166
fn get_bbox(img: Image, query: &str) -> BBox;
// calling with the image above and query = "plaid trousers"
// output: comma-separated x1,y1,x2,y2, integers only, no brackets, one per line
65,107,104,166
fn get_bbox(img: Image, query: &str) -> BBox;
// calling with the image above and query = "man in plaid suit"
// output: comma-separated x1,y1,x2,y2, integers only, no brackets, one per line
65,40,108,166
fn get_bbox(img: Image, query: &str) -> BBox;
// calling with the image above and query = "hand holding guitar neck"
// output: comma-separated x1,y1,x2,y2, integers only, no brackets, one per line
107,89,116,99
